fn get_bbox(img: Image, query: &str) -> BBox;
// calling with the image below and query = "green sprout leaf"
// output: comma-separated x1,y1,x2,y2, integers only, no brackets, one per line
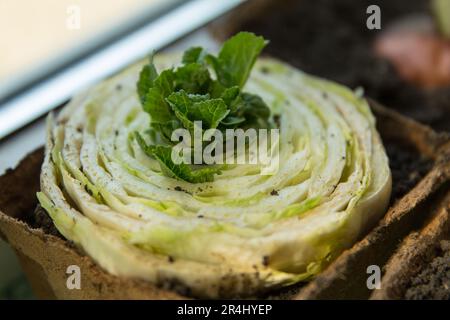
136,32,270,183
136,132,221,183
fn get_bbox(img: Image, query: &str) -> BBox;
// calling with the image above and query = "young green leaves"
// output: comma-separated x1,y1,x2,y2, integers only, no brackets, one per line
167,91,229,132
136,32,270,183
206,32,268,88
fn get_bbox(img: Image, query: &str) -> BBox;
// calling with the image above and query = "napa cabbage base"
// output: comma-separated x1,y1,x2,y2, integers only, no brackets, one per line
37,52,391,298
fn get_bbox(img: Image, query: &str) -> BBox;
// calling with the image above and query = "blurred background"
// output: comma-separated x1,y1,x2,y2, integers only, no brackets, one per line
1,0,449,299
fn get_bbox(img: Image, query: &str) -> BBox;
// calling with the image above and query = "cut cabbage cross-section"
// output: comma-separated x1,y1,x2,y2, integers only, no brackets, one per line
38,54,391,298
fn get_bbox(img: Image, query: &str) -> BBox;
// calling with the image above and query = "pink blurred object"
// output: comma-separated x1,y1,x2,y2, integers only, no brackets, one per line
375,31,450,89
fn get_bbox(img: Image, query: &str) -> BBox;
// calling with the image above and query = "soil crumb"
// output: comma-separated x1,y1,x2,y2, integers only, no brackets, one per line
384,141,433,201
405,240,450,300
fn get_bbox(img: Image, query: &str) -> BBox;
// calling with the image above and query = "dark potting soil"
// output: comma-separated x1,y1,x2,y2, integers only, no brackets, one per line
384,141,433,202
238,0,450,132
405,240,450,300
